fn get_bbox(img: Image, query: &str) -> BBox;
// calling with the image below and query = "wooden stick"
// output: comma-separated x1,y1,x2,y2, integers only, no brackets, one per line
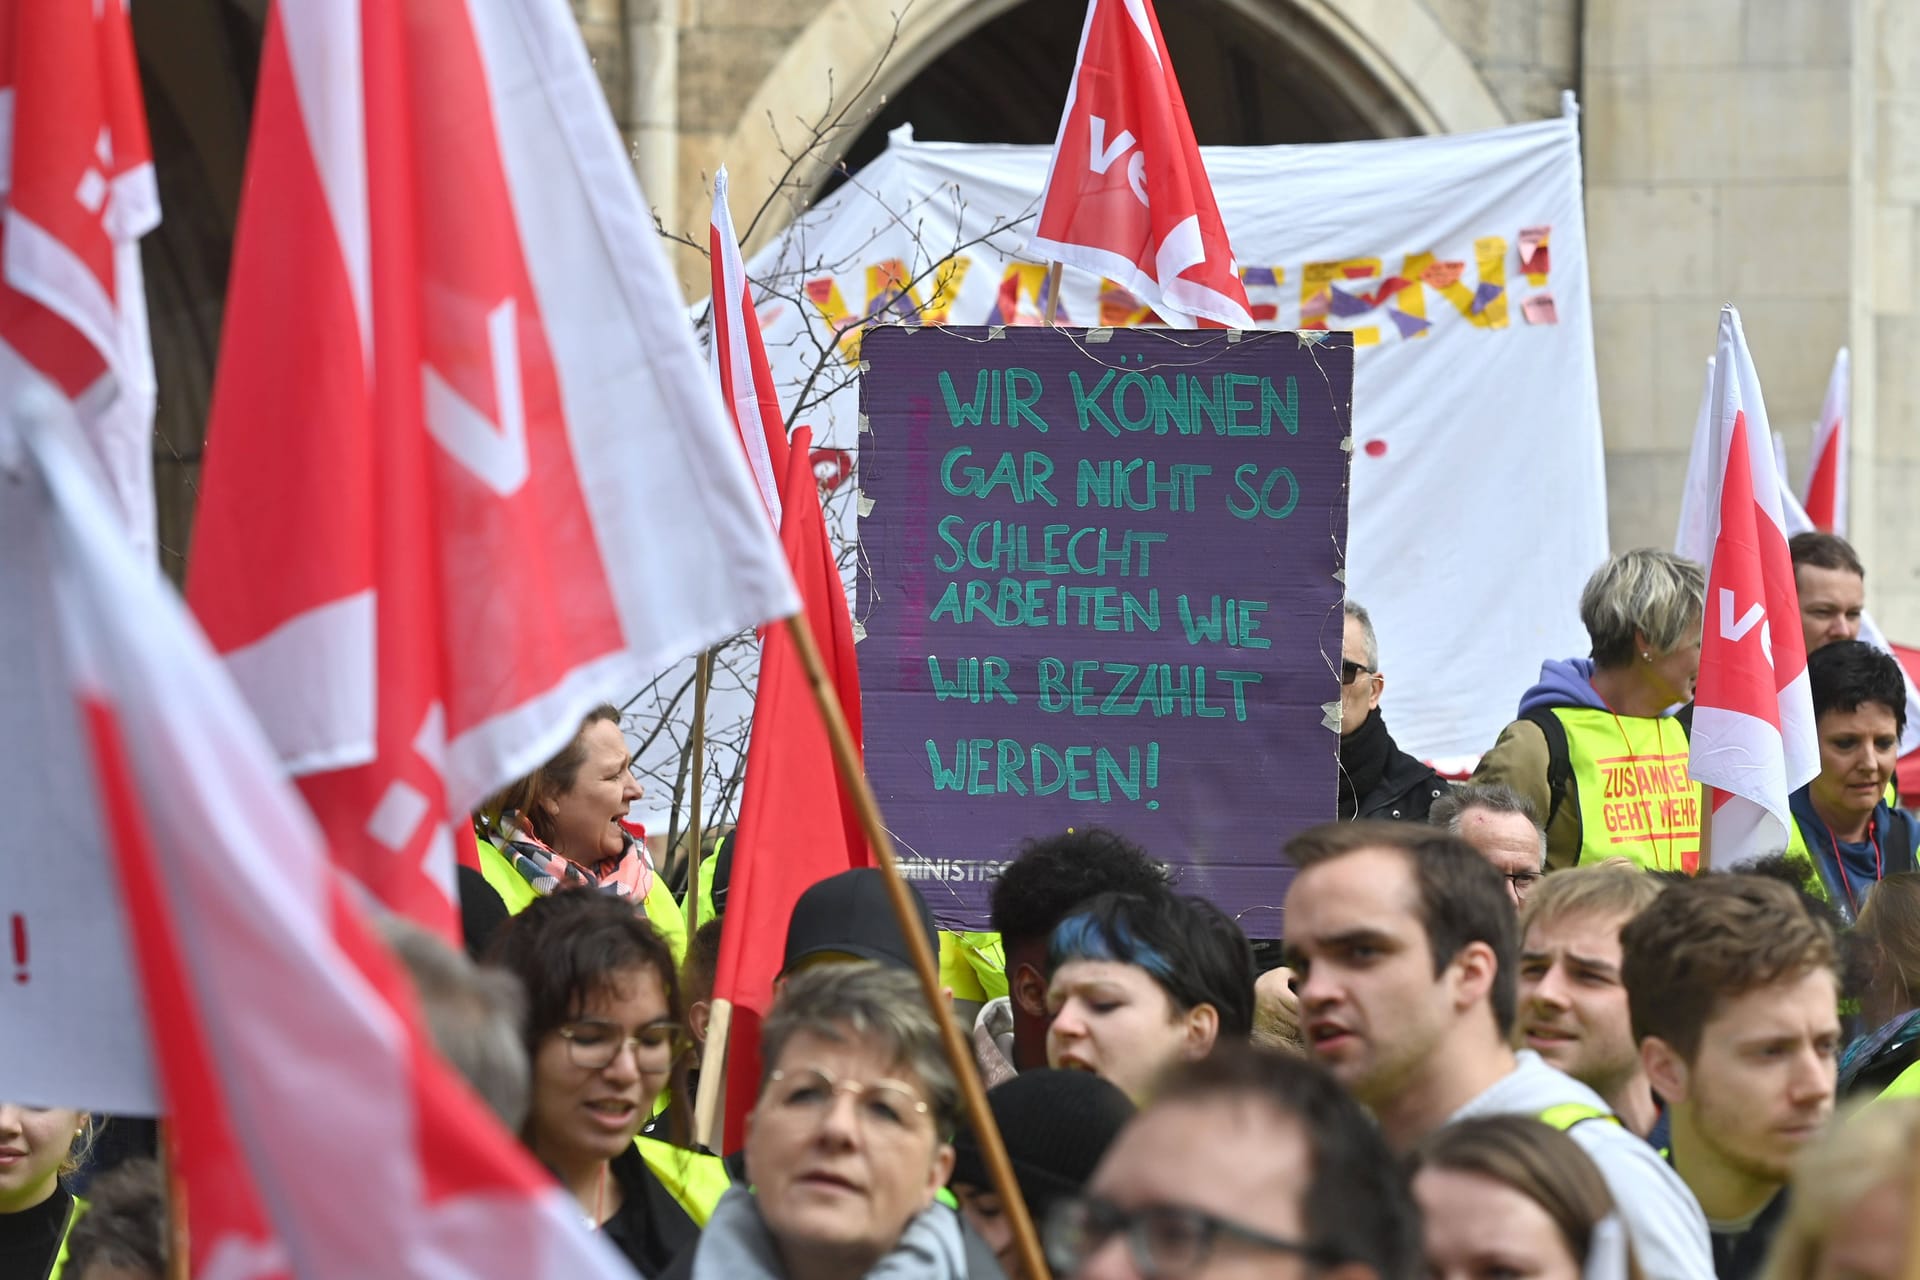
693,996,732,1152
1042,261,1063,326
160,1119,189,1280
782,614,1051,1280
685,649,713,937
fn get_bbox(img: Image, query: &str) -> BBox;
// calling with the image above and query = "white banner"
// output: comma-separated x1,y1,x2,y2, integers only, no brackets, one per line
726,109,1605,770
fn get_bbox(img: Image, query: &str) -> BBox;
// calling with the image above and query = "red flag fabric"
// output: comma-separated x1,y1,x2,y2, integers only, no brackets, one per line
2,398,638,1278
186,0,795,932
1803,347,1848,534
1026,0,1253,327
1691,306,1818,866
710,165,790,524
0,0,159,559
711,425,868,1150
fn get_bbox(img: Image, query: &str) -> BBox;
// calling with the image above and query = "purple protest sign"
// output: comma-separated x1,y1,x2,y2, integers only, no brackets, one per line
856,326,1353,935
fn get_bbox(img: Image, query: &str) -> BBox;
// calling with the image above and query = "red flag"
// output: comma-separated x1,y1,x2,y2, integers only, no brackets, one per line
0,0,159,559
1691,306,1818,866
1026,0,1253,328
2,399,637,1278
186,0,795,932
1803,347,1847,533
711,425,868,1149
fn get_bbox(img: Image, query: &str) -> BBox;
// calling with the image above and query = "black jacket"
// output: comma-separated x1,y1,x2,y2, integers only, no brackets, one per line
1357,746,1452,822
602,1144,702,1277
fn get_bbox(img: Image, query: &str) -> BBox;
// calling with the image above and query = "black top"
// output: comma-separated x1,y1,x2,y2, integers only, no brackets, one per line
602,1144,702,1278
0,1187,76,1280
1709,1190,1789,1280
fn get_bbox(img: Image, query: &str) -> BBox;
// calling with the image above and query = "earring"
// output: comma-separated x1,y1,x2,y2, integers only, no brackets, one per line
1641,651,1651,661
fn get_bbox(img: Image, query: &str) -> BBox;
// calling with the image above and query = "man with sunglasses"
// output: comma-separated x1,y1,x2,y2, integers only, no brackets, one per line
1049,1043,1419,1280
1338,601,1451,824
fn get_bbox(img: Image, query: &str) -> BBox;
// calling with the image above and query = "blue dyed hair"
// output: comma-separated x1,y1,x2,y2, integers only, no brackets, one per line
1047,891,1255,1038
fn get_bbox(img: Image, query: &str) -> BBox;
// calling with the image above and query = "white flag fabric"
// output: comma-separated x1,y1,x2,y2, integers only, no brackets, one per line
1804,347,1848,533
2,395,639,1278
0,0,160,562
186,0,797,929
1678,355,1920,755
710,165,785,525
1689,307,1819,866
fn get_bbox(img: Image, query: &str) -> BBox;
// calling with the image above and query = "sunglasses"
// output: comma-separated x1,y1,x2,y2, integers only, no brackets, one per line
1340,660,1374,686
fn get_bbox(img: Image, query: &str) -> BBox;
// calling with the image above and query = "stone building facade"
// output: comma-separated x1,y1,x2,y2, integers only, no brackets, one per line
137,0,1915,636
571,0,1917,638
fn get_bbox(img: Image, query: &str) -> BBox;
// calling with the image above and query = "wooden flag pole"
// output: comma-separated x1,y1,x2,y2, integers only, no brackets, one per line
1042,261,1063,325
684,649,713,937
781,614,1051,1280
160,1120,189,1280
692,996,731,1151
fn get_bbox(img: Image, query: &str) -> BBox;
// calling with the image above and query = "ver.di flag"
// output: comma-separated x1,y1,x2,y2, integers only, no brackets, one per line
1,395,641,1278
1026,0,1253,327
187,0,796,931
710,164,789,524
1690,306,1819,866
0,0,160,561
1803,347,1848,534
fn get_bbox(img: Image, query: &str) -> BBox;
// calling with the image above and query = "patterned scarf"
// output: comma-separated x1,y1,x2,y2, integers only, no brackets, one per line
497,812,653,901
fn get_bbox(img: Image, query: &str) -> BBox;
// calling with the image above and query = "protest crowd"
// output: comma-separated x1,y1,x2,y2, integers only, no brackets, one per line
8,1,1920,1280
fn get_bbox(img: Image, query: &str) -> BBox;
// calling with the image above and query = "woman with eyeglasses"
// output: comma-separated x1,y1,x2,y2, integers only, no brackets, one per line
491,889,706,1275
665,963,1002,1279
1410,1115,1641,1280
1473,548,1706,874
1045,890,1255,1104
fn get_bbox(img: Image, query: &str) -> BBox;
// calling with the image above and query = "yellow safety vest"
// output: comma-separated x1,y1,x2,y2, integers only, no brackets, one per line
1782,818,1834,906
636,1135,733,1226
478,835,685,967
47,1194,87,1280
1552,708,1703,873
1538,1103,1617,1131
939,931,1008,1003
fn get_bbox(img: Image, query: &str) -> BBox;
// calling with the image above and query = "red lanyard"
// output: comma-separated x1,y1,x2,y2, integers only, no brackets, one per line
1599,700,1681,873
1819,816,1884,915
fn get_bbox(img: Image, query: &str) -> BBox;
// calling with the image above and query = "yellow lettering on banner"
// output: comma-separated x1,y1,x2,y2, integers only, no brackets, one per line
1301,256,1382,346
1473,236,1509,329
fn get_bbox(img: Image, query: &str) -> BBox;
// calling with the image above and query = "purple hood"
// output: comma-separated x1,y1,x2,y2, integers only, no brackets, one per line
1514,657,1610,715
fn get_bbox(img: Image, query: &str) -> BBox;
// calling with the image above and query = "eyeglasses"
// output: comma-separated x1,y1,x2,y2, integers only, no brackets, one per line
764,1067,933,1135
1340,660,1374,686
555,1019,685,1071
1045,1195,1335,1278
1505,870,1544,901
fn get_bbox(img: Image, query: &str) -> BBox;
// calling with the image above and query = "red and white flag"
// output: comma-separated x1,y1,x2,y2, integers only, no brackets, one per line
0,0,160,561
1691,306,1819,866
187,0,797,931
1026,0,1253,328
710,424,868,1152
1,397,638,1278
710,165,789,524
1803,346,1848,534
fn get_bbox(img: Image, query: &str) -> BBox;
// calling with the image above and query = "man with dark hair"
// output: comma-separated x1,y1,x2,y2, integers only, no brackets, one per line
1785,640,1919,922
1622,874,1841,1280
1052,1042,1421,1280
1789,531,1866,655
983,829,1171,1076
1282,820,1711,1280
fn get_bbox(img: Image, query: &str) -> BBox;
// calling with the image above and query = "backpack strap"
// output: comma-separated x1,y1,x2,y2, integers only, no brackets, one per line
1520,708,1575,832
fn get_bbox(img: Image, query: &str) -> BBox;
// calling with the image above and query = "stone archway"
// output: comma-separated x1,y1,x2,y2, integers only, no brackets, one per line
694,0,1510,259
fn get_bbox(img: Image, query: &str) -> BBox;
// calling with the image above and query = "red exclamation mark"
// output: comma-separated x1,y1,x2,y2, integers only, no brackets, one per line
9,914,26,985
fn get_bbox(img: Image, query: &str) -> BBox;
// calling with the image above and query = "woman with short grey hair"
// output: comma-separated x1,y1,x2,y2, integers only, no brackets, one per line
664,963,1003,1279
1472,548,1706,874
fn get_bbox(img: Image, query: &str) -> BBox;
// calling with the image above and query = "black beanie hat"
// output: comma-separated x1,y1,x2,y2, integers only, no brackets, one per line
949,1069,1136,1219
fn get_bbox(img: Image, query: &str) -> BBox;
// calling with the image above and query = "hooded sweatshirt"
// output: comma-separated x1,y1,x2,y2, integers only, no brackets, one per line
674,1186,983,1280
1452,1051,1714,1280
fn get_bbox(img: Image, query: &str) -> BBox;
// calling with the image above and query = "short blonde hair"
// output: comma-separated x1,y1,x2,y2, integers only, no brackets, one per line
1759,1099,1920,1280
1519,861,1665,937
1580,549,1705,669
